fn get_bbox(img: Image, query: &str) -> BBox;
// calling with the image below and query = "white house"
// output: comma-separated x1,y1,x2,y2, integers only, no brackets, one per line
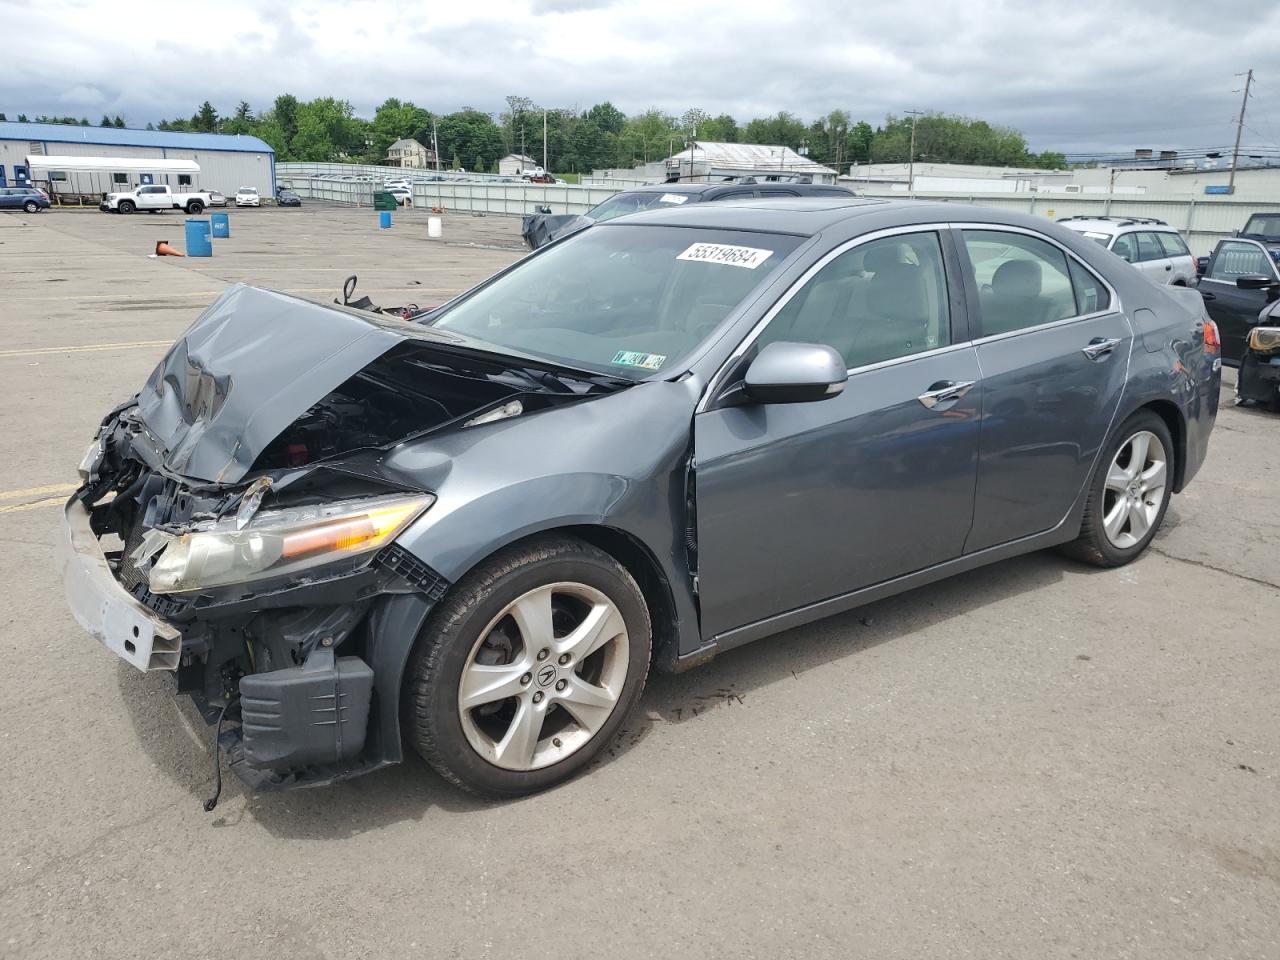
499,153,540,177
386,139,435,169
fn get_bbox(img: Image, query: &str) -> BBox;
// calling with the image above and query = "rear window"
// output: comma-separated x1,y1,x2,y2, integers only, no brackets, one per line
1242,215,1280,241
586,191,695,223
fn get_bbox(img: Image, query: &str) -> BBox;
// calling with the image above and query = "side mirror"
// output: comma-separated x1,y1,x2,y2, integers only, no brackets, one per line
1236,275,1277,291
742,341,847,404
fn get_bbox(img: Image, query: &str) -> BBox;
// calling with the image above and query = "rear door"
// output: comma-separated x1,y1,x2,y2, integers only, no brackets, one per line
694,227,980,640
1135,231,1173,283
958,227,1131,552
1197,239,1280,364
1155,231,1196,284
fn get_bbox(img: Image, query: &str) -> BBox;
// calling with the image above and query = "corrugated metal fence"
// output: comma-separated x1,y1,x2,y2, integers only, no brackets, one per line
279,166,1279,256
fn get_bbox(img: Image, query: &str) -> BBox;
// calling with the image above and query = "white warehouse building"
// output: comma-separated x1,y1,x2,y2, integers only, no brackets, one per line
0,121,275,199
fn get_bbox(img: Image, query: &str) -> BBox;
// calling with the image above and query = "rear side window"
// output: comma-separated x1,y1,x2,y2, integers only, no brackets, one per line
759,231,951,369
962,230,1078,335
1110,233,1137,262
1208,241,1276,281
1156,232,1190,258
1068,259,1111,314
1135,232,1164,262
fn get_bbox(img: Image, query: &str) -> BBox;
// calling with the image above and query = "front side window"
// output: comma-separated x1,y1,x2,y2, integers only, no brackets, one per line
1207,240,1276,281
756,232,951,369
431,225,802,376
1136,232,1164,262
962,230,1079,336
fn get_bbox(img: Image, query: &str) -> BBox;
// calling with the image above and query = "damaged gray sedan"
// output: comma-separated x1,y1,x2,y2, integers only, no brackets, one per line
60,199,1220,804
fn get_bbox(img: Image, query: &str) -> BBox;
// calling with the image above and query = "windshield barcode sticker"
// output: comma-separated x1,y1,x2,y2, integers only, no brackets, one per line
659,193,690,204
677,242,773,269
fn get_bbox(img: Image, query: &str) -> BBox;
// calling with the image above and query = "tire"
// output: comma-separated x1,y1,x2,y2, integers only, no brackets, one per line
405,536,651,797
118,200,135,214
1061,410,1174,567
187,200,204,214
23,201,39,213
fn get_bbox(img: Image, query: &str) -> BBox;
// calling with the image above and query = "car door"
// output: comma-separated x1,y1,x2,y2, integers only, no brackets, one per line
0,189,14,210
135,186,160,210
693,227,981,641
957,227,1131,553
1197,239,1280,364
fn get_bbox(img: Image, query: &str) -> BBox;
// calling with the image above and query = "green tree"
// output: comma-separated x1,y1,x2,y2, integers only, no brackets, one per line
190,101,219,133
17,114,27,122
369,97,431,163
742,111,806,149
437,108,504,173
100,115,112,127
621,108,678,164
584,102,626,136
272,94,300,157
113,115,125,128
291,97,365,161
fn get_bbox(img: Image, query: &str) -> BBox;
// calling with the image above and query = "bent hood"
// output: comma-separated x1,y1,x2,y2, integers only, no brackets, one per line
137,284,443,484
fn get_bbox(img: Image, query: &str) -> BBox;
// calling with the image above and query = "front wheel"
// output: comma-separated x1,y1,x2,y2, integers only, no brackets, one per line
1062,411,1174,567
118,200,135,214
405,536,651,797
23,201,39,213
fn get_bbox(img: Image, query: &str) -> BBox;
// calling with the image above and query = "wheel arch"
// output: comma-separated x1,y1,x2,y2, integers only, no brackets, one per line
1126,397,1188,492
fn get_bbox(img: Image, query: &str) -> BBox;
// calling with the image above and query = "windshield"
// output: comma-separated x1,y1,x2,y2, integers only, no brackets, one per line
430,224,803,376
586,191,696,223
1242,215,1280,241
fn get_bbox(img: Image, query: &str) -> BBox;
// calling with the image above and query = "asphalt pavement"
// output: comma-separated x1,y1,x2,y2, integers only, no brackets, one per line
1,204,1277,960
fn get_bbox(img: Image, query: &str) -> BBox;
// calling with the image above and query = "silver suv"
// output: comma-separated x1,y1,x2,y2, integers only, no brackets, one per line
1058,217,1197,286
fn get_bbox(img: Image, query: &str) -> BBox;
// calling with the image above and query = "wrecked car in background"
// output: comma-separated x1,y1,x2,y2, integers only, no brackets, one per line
61,199,1219,806
520,179,855,249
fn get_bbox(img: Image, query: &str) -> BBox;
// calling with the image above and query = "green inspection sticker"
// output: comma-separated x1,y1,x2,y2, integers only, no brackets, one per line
612,350,667,370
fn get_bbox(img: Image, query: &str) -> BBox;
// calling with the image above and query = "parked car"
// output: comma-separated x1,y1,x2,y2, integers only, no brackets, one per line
59,200,1219,804
100,184,211,215
277,190,302,207
1194,232,1280,364
0,186,50,213
235,187,260,207
1058,216,1197,286
387,185,413,206
522,180,858,249
1239,212,1280,243
1234,293,1280,410
207,190,227,207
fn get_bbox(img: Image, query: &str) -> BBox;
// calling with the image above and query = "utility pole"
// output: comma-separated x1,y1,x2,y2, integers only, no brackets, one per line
905,109,925,194
431,117,439,172
542,109,548,174
1228,68,1253,194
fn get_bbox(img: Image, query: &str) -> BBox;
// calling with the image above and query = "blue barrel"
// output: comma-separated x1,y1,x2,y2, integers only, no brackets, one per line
210,212,230,238
379,211,392,229
185,218,213,257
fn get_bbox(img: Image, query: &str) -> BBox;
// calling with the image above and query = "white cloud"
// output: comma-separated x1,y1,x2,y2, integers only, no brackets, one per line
2,0,1277,155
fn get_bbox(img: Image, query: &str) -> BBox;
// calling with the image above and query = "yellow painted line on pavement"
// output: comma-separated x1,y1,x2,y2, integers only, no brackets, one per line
0,340,172,359
0,496,67,515
0,483,79,502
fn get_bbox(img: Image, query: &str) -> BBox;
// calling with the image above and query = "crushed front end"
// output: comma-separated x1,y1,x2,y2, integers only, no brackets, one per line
61,403,443,798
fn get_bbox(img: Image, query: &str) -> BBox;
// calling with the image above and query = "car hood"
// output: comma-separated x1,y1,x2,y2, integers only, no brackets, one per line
135,284,485,485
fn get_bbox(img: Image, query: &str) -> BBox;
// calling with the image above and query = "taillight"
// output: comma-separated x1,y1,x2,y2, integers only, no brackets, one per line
1203,318,1221,352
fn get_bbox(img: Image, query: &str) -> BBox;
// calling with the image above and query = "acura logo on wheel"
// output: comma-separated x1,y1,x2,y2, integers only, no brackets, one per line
536,664,557,688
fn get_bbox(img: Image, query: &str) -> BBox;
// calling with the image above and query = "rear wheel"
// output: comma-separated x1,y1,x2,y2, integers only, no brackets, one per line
1062,411,1174,567
23,200,39,213
187,200,204,214
405,536,651,797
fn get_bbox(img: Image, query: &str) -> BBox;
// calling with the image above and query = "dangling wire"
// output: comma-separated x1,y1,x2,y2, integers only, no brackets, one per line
203,694,241,812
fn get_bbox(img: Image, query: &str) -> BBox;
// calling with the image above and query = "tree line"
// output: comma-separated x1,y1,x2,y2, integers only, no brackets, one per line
3,98,1068,173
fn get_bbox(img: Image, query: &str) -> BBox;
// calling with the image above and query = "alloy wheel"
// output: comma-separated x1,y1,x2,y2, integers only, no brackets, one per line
1102,429,1167,549
457,582,629,771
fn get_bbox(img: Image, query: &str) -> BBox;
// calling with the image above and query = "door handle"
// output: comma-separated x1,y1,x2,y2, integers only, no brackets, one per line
1200,291,1216,301
1165,264,1173,271
1081,337,1122,361
917,380,975,410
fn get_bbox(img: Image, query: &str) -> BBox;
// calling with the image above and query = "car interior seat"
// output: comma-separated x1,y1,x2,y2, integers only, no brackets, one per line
983,259,1047,335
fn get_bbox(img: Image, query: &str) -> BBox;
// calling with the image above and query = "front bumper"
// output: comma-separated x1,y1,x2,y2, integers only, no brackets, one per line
1238,352,1280,404
57,498,181,672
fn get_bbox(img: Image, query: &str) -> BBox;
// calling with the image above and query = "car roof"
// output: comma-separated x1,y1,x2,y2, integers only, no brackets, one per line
612,197,1080,238
625,181,850,198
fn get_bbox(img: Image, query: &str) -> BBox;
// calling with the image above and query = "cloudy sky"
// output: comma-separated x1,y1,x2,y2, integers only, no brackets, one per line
3,0,1279,156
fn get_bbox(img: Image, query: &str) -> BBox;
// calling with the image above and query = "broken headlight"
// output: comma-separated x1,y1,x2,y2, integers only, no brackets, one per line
147,493,434,595
1246,326,1280,355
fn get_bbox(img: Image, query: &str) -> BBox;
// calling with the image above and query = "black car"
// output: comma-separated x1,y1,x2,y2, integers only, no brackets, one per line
1195,215,1280,364
521,179,855,248
277,190,302,207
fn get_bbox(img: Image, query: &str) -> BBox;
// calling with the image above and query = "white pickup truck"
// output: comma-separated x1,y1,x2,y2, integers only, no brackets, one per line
100,184,212,215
